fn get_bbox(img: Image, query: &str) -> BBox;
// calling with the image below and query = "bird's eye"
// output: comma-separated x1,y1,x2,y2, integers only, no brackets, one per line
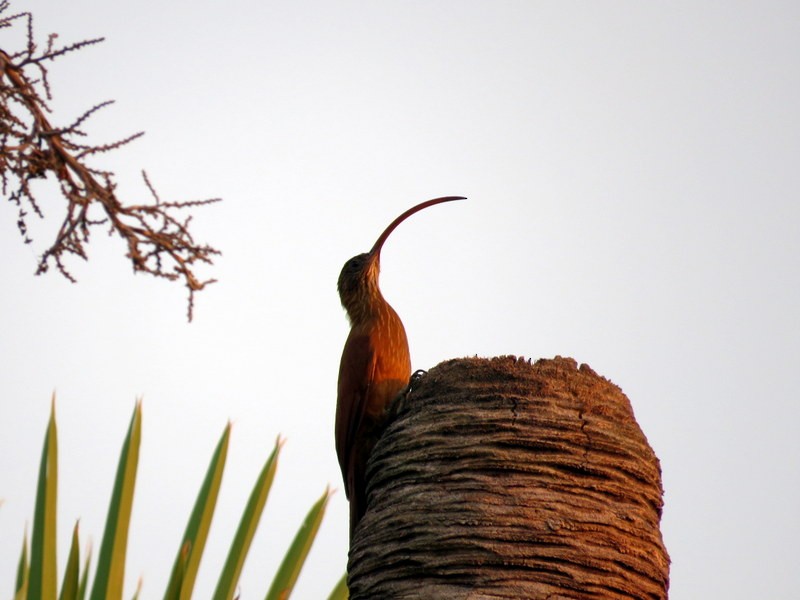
345,255,366,273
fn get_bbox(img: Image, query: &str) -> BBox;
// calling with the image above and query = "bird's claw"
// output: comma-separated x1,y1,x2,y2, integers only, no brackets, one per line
385,369,428,422
409,369,428,390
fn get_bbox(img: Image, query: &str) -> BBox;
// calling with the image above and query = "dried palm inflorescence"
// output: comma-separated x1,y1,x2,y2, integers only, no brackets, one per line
0,2,220,320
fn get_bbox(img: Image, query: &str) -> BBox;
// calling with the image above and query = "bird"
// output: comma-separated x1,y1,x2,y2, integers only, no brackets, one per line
336,196,465,540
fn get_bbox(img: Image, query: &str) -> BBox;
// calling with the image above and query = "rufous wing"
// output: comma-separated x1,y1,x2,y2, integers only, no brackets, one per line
335,329,376,500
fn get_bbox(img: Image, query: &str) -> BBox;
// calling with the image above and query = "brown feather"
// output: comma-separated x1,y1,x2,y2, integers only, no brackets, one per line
336,301,410,538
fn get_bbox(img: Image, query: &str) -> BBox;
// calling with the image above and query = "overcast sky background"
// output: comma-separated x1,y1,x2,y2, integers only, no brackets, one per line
1,2,798,598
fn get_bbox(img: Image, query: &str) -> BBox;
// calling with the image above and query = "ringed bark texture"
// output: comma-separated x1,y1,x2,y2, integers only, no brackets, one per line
348,356,669,599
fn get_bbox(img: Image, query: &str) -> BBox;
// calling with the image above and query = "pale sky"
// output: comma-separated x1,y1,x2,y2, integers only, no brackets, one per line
1,2,799,598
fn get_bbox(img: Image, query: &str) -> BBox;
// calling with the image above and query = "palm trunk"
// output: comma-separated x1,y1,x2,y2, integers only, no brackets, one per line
347,356,669,599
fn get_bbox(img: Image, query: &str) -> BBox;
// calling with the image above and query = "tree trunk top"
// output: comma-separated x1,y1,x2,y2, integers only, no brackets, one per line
349,355,669,599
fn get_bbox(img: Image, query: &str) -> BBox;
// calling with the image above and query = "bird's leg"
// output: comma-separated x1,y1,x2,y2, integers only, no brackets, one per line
383,369,428,423
407,368,428,393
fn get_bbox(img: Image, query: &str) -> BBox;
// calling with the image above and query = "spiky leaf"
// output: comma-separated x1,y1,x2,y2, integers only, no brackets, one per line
89,402,142,600
28,399,58,600
14,528,29,600
59,522,81,600
77,543,92,600
212,438,281,600
164,424,230,600
265,487,332,600
326,574,349,600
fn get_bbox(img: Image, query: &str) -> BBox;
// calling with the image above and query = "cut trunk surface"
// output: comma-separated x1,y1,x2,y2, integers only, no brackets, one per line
348,356,669,599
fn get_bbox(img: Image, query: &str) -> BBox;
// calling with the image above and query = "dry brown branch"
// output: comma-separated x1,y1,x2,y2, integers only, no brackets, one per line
0,4,221,320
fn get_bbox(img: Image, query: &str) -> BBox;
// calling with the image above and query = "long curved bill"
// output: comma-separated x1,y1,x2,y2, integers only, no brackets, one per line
369,196,466,257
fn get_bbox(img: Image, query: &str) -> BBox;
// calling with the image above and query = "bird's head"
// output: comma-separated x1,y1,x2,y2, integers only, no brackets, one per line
338,251,381,324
